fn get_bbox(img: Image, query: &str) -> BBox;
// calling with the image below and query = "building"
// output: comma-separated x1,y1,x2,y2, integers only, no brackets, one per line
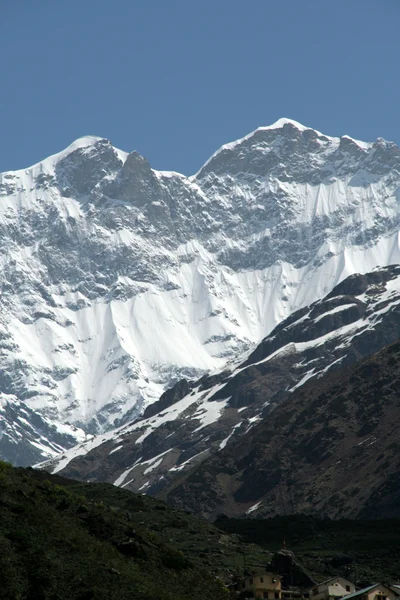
233,572,400,600
234,571,282,599
342,584,400,600
308,577,356,600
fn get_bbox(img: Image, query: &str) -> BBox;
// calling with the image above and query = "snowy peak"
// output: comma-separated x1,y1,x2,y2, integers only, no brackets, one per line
194,118,331,178
0,136,129,206
10,136,116,176
262,117,312,130
1,119,400,467
54,138,124,197
195,118,395,182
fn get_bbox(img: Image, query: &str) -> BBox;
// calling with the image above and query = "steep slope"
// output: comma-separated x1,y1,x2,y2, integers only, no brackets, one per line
0,462,230,600
2,119,400,464
41,265,400,500
163,338,400,520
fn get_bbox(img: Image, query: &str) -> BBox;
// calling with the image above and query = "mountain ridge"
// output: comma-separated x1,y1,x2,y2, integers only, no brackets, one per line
40,265,400,511
1,119,400,465
163,337,400,520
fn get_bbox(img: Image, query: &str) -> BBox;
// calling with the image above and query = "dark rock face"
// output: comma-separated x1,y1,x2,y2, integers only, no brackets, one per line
197,122,400,184
55,139,122,196
271,550,317,588
141,379,194,420
164,339,400,520
0,396,80,466
111,151,160,206
242,265,400,369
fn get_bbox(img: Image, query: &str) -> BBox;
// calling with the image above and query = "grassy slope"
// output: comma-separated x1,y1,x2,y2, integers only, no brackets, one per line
2,462,398,599
57,475,271,577
0,462,232,600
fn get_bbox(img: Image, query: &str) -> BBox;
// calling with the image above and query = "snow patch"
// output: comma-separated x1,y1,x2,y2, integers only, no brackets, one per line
246,501,261,514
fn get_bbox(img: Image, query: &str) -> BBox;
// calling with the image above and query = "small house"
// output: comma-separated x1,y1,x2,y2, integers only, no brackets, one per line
235,571,282,599
342,583,400,600
308,577,356,600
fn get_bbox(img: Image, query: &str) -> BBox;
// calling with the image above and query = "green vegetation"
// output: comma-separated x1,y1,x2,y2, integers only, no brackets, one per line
61,478,271,577
2,461,398,599
0,462,230,600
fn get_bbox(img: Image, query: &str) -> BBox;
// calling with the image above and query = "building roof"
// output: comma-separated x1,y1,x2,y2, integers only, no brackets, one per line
235,571,282,584
246,571,282,578
340,584,378,600
339,583,400,600
313,577,355,588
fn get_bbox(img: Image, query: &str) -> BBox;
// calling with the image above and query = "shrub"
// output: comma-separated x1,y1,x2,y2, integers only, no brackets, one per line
161,548,191,570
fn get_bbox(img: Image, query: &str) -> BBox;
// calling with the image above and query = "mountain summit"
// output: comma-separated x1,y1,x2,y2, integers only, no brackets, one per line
1,120,400,465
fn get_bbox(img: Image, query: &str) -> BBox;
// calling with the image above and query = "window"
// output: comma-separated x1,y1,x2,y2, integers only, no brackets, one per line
250,578,253,585
260,578,264,583
275,593,280,599
346,586,351,592
273,579,277,583
313,590,318,596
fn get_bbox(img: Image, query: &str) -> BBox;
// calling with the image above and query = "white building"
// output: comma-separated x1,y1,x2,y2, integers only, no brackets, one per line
308,577,356,600
343,583,400,600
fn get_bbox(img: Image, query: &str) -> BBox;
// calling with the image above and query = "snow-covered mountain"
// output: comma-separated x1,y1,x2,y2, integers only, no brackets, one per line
1,118,400,465
40,265,400,498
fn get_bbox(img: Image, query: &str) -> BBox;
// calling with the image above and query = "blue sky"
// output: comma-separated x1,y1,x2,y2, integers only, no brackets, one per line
1,0,399,175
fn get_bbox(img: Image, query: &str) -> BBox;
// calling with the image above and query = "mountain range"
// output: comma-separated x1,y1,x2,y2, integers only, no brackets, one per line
1,118,400,519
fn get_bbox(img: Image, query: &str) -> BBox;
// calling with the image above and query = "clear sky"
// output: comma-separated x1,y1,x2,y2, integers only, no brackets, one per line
1,0,399,175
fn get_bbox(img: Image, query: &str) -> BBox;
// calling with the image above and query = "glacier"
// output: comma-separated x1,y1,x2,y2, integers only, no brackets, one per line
1,117,400,465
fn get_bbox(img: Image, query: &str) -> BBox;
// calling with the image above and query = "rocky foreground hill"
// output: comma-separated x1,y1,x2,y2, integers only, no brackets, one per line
2,462,400,599
0,462,238,599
